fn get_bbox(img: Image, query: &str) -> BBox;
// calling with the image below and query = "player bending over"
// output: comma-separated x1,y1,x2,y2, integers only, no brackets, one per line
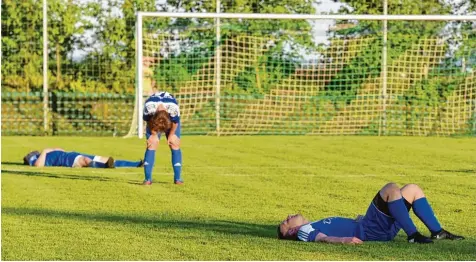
142,91,183,185
23,148,143,168
278,182,464,244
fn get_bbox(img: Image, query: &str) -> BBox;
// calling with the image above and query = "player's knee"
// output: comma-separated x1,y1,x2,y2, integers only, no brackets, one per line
403,183,421,191
147,142,159,150
75,156,90,168
381,182,400,199
402,183,424,196
169,139,180,150
383,182,399,191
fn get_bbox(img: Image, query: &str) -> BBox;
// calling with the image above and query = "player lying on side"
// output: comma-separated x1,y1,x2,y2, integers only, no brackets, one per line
23,148,143,168
278,182,464,244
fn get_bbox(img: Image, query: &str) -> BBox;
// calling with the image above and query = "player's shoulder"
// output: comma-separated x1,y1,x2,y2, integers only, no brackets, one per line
297,222,316,242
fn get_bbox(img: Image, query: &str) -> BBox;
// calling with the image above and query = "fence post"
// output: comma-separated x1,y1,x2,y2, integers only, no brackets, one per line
43,0,49,134
379,0,388,136
136,13,144,139
473,99,476,136
215,0,222,136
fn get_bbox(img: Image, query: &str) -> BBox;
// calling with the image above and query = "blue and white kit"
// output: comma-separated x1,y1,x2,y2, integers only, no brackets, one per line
143,91,180,123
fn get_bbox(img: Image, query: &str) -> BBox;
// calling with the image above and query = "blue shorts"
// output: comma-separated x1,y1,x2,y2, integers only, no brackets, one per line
360,192,408,241
146,121,181,140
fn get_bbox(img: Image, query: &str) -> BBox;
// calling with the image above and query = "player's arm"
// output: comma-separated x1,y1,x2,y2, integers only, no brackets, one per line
169,122,178,136
34,148,56,167
167,122,180,148
314,233,363,245
167,103,180,146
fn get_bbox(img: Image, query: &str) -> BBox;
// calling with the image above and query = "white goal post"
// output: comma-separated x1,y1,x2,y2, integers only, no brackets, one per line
129,12,476,138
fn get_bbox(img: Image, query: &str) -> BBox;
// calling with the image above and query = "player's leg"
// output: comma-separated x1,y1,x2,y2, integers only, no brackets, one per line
84,154,136,168
72,154,114,168
400,184,464,240
114,159,143,168
166,122,182,184
72,156,91,168
90,156,115,168
379,182,432,243
143,127,160,184
359,185,412,242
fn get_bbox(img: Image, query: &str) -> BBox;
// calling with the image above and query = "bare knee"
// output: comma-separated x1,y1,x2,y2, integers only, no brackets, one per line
147,141,159,150
402,183,423,193
380,182,402,202
401,183,425,203
74,156,91,168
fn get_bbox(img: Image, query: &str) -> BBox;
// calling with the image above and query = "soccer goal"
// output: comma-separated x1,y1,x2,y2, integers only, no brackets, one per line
126,12,476,138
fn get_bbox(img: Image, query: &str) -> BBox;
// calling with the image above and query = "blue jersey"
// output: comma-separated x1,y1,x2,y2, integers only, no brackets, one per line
40,151,81,167
297,217,364,242
143,91,180,123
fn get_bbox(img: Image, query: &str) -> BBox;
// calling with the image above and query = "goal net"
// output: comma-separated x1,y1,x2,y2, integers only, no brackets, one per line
126,13,476,138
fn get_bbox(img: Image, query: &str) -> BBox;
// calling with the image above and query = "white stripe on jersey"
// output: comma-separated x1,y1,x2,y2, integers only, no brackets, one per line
297,223,315,242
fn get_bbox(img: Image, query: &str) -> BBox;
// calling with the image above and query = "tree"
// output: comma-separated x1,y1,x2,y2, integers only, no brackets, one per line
1,0,43,92
48,0,84,90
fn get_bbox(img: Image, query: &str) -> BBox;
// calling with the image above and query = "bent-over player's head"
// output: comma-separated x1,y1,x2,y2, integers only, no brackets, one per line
148,110,172,133
23,150,41,166
277,214,307,240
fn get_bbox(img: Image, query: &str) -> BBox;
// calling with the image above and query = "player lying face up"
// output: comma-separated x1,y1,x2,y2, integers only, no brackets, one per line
278,182,464,244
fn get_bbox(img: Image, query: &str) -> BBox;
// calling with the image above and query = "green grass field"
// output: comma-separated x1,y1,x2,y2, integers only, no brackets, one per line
1,136,476,260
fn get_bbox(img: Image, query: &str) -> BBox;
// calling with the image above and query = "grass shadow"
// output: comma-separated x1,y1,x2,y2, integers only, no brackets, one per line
127,180,168,185
2,207,277,239
1,169,118,182
1,161,26,166
437,169,475,174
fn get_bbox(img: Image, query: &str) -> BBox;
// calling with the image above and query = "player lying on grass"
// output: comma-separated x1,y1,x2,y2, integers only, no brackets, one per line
278,182,464,244
23,148,143,168
142,91,183,185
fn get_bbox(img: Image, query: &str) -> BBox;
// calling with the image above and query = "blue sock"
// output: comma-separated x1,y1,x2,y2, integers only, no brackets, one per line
171,149,182,182
89,161,106,168
144,149,155,182
115,159,142,168
413,197,442,234
388,198,418,236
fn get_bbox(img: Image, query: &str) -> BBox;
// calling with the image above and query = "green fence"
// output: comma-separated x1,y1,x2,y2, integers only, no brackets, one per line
2,92,134,136
2,91,475,137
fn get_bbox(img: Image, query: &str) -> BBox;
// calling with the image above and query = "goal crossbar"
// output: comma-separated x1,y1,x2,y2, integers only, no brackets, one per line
138,12,476,21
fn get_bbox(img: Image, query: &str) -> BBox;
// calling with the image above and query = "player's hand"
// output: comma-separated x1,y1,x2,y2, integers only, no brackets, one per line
342,237,363,245
146,134,159,149
168,134,180,148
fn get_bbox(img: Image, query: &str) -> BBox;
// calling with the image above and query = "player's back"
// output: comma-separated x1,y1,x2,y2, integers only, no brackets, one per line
143,91,180,122
145,91,178,104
